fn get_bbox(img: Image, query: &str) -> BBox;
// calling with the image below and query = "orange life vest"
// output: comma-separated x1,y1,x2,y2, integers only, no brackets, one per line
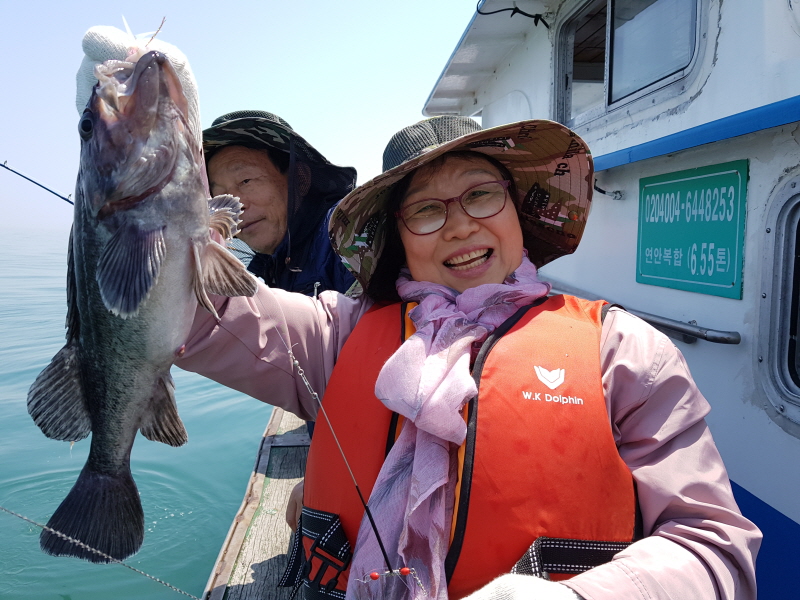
300,295,637,600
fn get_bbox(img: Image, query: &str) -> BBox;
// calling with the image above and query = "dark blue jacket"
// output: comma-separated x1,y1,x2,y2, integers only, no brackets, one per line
246,206,354,296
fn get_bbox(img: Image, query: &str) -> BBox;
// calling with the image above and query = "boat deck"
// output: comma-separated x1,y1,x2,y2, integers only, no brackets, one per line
203,408,309,600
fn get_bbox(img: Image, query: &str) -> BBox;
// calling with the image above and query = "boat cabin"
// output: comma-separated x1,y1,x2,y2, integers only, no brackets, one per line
424,1,800,596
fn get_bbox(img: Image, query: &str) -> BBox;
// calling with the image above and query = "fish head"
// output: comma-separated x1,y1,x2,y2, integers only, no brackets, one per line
78,50,200,220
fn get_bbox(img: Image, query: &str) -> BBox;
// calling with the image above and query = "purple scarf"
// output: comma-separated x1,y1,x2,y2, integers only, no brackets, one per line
345,255,550,600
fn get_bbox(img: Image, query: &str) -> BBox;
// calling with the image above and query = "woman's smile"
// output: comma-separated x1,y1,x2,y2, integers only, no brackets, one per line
444,248,494,270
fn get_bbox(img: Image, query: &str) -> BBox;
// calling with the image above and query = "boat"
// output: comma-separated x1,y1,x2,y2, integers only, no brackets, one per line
208,1,800,597
203,409,309,600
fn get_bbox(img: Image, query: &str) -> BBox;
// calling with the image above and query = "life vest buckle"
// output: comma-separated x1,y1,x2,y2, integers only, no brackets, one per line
294,507,353,599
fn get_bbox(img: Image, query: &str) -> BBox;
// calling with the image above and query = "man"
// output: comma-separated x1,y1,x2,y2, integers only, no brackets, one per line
203,121,357,437
203,110,357,295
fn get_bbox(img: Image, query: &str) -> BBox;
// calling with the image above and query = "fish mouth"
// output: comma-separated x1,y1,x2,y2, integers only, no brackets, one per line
444,248,494,271
89,51,190,219
94,51,188,130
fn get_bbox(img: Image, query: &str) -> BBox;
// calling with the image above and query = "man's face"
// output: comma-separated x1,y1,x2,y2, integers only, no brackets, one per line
208,145,289,254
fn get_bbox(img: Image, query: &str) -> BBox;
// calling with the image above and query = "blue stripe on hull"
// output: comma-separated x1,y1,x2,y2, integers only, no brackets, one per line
594,95,800,172
730,480,800,599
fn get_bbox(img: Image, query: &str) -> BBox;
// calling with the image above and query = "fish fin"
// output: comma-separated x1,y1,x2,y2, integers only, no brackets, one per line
27,344,91,441
192,241,220,320
140,373,188,447
97,223,166,318
208,194,243,238
40,463,144,563
202,241,258,298
66,226,80,343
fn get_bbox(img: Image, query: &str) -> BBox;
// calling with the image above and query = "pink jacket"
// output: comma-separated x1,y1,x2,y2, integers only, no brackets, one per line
176,285,761,600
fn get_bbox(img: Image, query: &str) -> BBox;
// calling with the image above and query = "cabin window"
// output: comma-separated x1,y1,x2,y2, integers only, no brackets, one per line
610,0,697,102
568,0,607,121
760,178,800,432
561,0,699,124
788,209,800,388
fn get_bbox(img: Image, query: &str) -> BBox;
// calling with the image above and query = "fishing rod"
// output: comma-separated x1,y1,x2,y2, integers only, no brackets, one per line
1,161,74,205
290,354,395,573
257,295,426,594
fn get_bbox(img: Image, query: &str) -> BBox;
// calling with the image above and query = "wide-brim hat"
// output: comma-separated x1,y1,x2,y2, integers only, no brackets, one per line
203,110,357,200
329,116,594,290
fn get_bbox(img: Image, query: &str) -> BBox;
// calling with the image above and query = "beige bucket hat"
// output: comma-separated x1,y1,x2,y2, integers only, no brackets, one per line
329,116,594,289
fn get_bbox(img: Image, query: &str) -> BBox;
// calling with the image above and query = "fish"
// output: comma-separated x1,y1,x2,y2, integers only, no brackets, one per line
26,49,257,563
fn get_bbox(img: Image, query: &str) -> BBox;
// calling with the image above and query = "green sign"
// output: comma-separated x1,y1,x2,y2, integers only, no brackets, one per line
636,160,748,299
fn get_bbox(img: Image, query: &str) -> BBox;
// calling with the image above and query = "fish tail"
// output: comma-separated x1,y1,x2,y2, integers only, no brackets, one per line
40,463,144,563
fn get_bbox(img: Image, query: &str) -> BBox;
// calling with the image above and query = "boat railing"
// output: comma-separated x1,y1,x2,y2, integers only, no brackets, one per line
543,277,742,345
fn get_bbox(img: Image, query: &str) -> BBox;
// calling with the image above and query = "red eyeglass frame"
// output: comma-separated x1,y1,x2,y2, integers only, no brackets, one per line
394,180,512,235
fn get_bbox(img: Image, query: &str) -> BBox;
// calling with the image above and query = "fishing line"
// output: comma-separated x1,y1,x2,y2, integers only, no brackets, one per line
252,292,397,574
0,504,200,599
146,17,167,47
1,161,73,205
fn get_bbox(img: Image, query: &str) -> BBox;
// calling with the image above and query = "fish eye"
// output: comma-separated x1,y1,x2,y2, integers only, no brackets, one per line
79,111,94,140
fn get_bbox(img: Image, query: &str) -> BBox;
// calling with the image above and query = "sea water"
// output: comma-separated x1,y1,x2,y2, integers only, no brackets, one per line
0,225,274,599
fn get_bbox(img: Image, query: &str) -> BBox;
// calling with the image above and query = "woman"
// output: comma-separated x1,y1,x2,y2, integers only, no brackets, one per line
178,117,760,600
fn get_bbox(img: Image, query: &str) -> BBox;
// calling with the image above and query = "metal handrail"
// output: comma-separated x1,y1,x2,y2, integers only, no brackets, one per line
624,308,741,344
543,277,742,345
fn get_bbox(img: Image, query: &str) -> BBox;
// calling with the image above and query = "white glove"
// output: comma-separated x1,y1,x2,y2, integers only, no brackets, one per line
75,25,200,136
464,574,583,600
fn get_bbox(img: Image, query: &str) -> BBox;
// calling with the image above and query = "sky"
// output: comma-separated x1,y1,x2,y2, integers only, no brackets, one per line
0,0,480,231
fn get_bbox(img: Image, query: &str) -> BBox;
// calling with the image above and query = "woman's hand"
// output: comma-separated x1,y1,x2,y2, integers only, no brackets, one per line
286,479,304,531
463,574,583,600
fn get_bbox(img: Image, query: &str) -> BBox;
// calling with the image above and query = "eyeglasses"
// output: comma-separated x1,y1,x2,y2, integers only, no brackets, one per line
395,180,511,235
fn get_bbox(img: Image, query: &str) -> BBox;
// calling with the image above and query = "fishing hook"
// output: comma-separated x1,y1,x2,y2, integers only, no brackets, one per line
356,566,426,592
